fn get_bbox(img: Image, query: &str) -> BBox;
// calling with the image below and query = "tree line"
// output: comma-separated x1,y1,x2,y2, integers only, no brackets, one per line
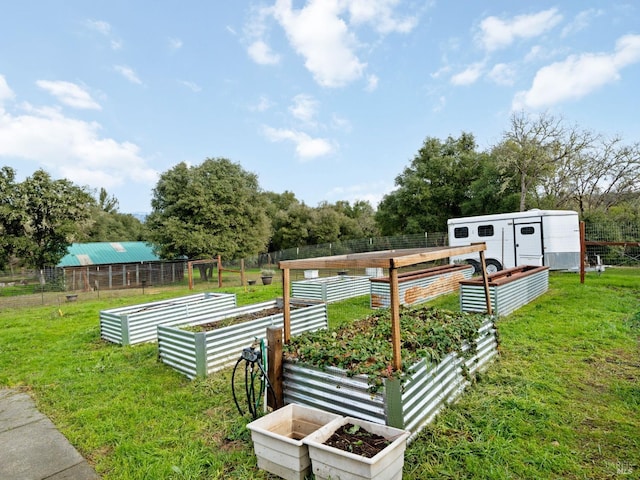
1,111,638,272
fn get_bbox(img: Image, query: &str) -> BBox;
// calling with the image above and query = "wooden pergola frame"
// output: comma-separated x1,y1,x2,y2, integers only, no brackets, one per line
278,243,491,371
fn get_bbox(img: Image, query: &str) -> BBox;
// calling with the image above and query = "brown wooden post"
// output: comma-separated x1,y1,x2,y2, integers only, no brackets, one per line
187,261,194,290
282,267,291,343
389,265,402,371
217,255,223,288
240,259,246,286
580,221,586,284
479,250,493,315
266,326,283,410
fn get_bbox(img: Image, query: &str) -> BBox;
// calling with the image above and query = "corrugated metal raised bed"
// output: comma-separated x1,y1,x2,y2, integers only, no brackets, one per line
460,265,549,316
282,318,497,437
370,264,474,309
158,299,328,379
291,275,370,303
99,292,237,345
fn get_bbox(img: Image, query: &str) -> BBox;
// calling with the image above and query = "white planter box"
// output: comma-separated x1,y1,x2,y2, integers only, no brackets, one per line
99,292,236,345
283,318,498,436
158,299,328,379
246,404,342,480
303,416,410,480
291,275,370,303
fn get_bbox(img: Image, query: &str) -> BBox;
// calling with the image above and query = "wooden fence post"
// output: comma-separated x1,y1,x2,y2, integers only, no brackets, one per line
267,326,283,410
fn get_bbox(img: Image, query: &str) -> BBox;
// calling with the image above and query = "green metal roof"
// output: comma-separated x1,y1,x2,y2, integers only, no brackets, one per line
57,242,160,267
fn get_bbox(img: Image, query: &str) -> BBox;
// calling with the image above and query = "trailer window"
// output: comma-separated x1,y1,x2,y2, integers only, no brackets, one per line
478,225,494,237
520,226,535,235
454,227,469,238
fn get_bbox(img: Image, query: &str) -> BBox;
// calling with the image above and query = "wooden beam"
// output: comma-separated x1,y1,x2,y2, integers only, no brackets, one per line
389,267,402,371
278,244,486,271
390,244,486,268
479,249,493,315
282,268,291,343
266,326,283,410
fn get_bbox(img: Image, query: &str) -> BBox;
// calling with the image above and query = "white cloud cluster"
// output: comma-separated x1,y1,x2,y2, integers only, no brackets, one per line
36,80,101,110
513,34,640,109
0,75,157,192
262,125,333,160
245,0,418,88
84,19,122,50
289,94,319,123
451,62,484,86
260,92,348,160
114,65,143,85
477,8,563,52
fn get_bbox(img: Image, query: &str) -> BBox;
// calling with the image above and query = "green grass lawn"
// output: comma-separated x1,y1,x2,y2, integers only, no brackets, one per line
0,269,638,479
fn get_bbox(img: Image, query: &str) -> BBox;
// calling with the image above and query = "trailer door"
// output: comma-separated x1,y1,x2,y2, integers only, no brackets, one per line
514,222,543,266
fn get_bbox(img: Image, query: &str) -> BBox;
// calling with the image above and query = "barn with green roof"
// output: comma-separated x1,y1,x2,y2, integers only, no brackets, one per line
57,242,185,291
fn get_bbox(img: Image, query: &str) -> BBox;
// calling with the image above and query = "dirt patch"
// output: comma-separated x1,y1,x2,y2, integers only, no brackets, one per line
189,307,283,332
324,423,391,458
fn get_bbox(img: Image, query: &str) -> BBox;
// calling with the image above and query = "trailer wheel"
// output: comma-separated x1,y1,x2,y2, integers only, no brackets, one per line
465,259,481,275
485,259,503,274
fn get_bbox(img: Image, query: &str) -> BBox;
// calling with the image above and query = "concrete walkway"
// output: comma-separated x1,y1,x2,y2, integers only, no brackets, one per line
0,389,99,479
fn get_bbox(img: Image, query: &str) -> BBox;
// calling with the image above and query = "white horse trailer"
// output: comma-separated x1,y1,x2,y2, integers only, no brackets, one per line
448,209,580,273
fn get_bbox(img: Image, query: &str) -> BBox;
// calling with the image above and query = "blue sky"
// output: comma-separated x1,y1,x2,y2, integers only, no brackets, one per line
1,1,639,214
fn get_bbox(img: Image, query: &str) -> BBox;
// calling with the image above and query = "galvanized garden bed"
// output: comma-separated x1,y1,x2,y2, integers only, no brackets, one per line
291,275,370,303
157,299,328,379
369,264,474,309
282,317,497,438
99,292,237,345
460,265,549,316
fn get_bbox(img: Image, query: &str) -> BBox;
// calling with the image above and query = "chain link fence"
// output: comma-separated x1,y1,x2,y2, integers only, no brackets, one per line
584,222,640,267
1,222,637,309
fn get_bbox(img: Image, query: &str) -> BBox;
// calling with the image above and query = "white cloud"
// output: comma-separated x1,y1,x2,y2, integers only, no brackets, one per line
0,75,15,104
169,37,183,51
450,62,484,86
561,8,603,37
84,19,122,50
262,125,333,160
365,74,379,92
0,88,157,191
487,63,516,86
430,65,451,79
114,65,143,85
249,95,274,112
272,0,366,87
289,94,318,123
179,80,201,92
513,34,640,110
432,95,446,113
477,8,562,52
326,180,393,208
331,114,352,132
36,80,101,110
247,40,281,65
347,0,418,34
84,19,111,36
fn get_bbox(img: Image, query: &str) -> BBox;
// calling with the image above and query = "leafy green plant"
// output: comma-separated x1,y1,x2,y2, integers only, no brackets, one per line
283,305,486,391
